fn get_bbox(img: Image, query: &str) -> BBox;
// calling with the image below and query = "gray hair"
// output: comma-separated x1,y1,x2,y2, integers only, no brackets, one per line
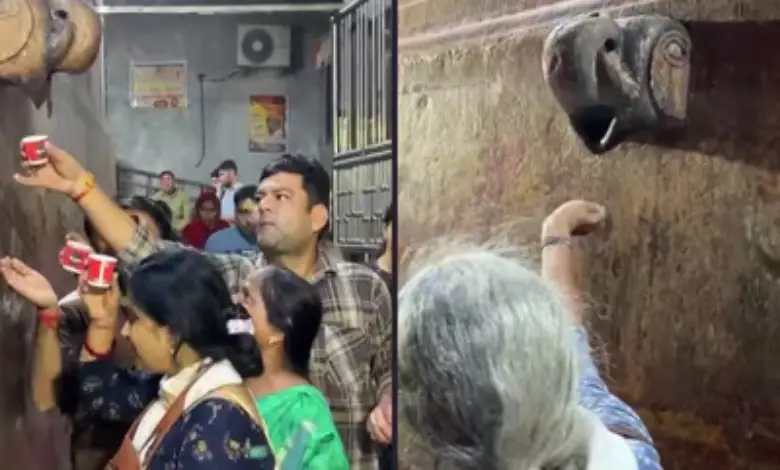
398,242,592,470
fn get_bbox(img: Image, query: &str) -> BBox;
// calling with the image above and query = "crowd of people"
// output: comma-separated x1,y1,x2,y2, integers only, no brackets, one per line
151,159,251,251
1,141,393,469
2,135,663,470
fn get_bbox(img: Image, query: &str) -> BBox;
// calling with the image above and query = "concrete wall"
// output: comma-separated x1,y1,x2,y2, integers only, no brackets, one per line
399,1,780,469
103,13,331,183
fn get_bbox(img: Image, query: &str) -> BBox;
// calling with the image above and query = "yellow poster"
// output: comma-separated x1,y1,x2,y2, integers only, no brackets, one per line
249,95,287,153
130,61,188,108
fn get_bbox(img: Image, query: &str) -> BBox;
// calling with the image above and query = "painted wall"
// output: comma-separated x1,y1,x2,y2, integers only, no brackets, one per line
103,13,331,184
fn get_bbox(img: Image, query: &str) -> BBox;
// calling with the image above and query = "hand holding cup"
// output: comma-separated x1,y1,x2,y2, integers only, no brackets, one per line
15,138,89,197
79,264,120,328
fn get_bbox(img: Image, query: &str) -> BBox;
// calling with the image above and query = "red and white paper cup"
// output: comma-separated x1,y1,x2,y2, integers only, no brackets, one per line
20,135,49,166
58,241,93,274
85,254,118,289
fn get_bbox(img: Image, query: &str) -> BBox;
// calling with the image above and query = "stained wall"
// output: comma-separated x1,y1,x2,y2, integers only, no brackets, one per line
399,0,780,468
0,70,115,469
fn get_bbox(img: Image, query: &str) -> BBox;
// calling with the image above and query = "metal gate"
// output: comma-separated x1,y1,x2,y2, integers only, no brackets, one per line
331,0,393,255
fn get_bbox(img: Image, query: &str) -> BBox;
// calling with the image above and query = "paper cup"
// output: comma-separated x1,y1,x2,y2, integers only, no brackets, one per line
20,135,48,166
85,254,117,289
59,240,93,274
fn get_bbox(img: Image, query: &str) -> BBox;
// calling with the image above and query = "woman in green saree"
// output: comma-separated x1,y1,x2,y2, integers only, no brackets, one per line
237,265,349,469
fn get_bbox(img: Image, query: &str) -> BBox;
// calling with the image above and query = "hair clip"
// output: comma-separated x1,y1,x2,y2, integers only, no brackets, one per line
226,318,254,335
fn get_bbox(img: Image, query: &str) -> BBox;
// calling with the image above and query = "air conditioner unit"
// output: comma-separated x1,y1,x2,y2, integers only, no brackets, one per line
237,25,291,68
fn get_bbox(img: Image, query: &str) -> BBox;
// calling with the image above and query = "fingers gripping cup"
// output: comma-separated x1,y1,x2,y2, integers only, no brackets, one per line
85,254,118,289
59,241,93,274
20,135,49,166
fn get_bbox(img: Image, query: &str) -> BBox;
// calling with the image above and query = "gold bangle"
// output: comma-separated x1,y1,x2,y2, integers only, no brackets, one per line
72,172,96,203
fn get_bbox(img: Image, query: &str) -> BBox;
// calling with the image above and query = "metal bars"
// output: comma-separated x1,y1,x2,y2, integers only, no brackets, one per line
331,147,392,248
332,0,392,155
330,0,393,249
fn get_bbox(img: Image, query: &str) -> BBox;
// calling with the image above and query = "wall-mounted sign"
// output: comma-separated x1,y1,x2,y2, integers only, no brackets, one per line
249,95,287,153
130,60,188,109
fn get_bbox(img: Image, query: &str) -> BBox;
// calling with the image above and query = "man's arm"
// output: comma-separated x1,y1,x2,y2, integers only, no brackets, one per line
72,177,144,262
71,177,253,293
369,273,393,401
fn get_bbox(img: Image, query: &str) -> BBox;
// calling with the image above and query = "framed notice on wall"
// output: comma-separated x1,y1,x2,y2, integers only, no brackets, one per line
249,95,287,153
130,60,188,109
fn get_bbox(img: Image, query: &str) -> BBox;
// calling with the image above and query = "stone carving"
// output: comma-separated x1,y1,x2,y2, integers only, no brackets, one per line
0,0,101,107
542,12,692,155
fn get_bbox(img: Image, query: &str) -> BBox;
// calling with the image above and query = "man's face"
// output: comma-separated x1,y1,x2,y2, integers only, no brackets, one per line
235,199,259,236
255,172,326,254
159,174,174,191
218,169,234,185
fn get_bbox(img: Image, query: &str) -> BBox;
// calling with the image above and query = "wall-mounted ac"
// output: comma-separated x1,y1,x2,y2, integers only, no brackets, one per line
237,25,291,68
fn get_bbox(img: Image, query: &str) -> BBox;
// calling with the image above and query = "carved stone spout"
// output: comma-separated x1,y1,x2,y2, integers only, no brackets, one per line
0,0,101,108
542,13,692,155
50,0,102,74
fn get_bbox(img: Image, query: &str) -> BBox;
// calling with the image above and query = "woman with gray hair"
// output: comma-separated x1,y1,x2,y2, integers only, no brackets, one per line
398,200,661,470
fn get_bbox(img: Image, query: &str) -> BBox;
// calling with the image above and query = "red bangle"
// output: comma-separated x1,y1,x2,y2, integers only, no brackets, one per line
83,338,115,359
38,308,60,330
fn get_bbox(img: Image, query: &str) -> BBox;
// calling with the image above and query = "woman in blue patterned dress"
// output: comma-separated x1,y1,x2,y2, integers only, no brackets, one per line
59,249,276,469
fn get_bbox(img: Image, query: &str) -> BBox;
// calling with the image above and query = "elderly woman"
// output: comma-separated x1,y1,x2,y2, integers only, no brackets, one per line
398,200,661,470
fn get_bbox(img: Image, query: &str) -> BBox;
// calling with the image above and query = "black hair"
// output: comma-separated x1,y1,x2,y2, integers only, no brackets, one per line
260,154,330,208
159,170,174,179
218,159,238,172
118,196,179,242
129,250,263,378
153,199,173,222
234,184,257,208
256,267,323,378
260,154,331,238
383,203,393,226
210,168,220,178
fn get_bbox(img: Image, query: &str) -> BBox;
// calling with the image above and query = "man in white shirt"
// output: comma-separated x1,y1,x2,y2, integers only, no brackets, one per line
216,159,242,222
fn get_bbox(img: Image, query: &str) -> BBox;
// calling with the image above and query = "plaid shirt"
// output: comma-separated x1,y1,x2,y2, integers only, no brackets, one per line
118,225,393,470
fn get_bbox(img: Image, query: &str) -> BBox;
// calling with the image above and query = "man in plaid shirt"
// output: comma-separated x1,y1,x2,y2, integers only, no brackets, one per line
18,144,393,470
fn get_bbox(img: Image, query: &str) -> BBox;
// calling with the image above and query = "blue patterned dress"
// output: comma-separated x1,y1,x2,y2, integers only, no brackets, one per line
66,359,275,469
575,326,663,470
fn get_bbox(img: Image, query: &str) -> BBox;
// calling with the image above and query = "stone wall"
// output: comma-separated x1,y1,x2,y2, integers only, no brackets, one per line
399,1,780,468
0,73,115,469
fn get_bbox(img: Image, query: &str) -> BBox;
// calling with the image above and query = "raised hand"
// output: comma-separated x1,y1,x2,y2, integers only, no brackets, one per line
542,200,607,238
14,141,87,196
0,257,58,309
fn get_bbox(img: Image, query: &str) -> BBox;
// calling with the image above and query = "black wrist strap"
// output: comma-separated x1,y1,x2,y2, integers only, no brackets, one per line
542,235,572,249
